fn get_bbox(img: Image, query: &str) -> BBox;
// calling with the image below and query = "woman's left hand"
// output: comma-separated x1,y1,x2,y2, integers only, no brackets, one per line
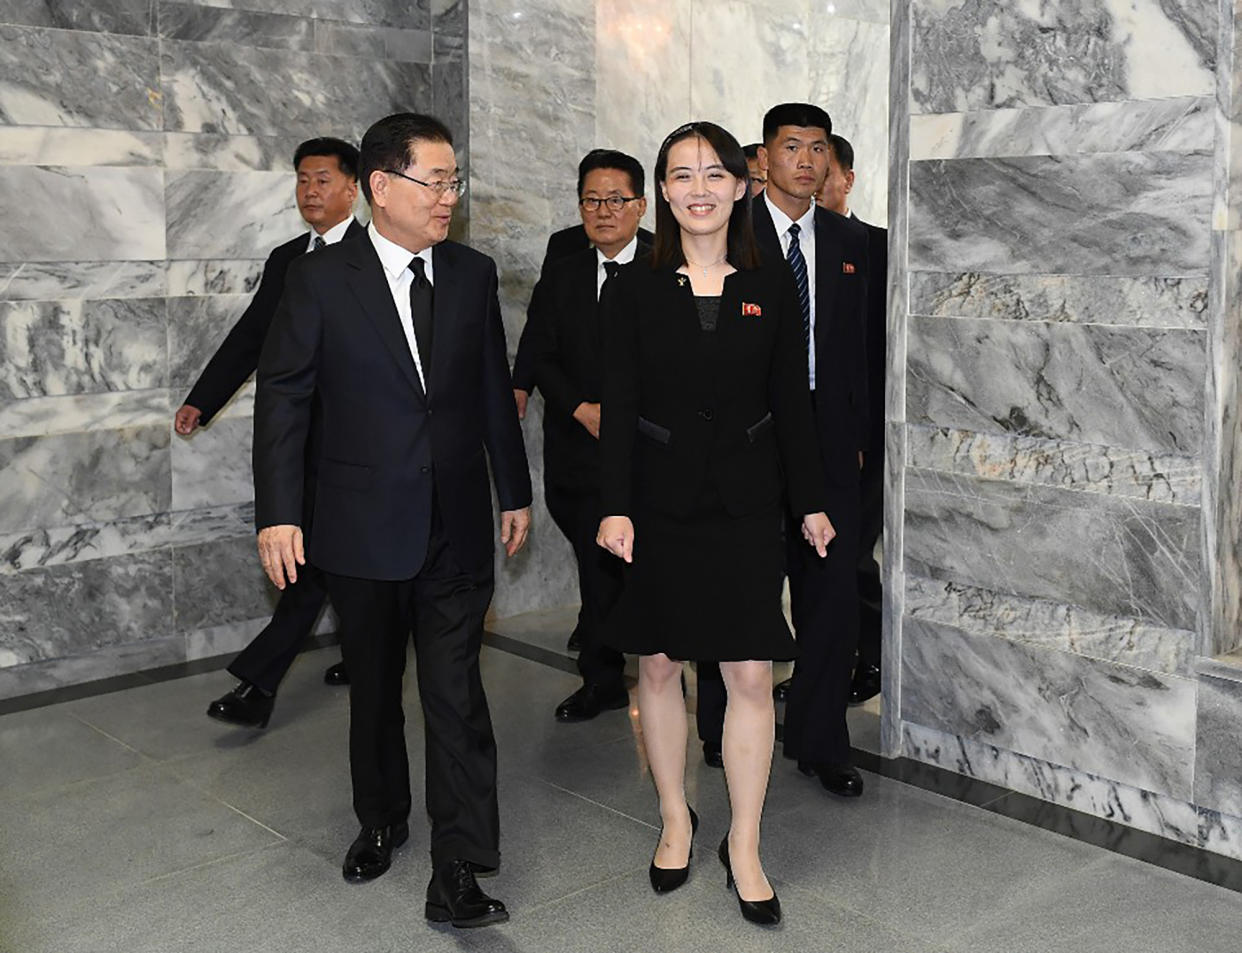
801,512,836,558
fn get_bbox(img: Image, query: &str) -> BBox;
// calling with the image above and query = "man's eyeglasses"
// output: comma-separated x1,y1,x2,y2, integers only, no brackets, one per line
384,168,467,197
580,196,642,212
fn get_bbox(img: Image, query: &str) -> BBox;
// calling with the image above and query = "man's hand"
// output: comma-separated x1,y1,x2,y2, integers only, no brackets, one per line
597,515,634,563
500,507,531,557
801,512,836,558
513,389,528,420
174,404,203,435
257,524,305,589
573,401,601,439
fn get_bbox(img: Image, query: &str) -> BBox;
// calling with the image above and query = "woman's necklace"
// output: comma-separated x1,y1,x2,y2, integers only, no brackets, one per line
684,254,727,280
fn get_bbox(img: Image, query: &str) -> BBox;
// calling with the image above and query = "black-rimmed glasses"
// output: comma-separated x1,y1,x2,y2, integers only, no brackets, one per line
384,168,467,197
579,196,642,212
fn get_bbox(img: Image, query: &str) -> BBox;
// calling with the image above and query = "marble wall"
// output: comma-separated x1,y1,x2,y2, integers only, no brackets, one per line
470,0,891,616
888,0,1242,859
0,0,467,696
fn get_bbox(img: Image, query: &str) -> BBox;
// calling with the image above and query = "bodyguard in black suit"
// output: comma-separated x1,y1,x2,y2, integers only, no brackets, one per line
818,133,887,705
513,149,649,722
696,104,871,798
254,114,531,928
175,137,363,729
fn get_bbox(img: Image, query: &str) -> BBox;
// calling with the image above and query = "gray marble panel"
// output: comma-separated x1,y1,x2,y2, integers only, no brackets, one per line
904,468,1201,630
907,317,1205,455
313,20,432,61
906,424,1201,505
909,152,1213,276
1195,674,1242,817
0,549,173,667
165,170,299,260
0,0,154,34
902,616,1195,799
0,636,185,697
165,260,262,296
0,389,170,441
909,273,1208,329
0,128,163,166
0,503,250,572
910,96,1214,160
901,721,1204,850
905,573,1195,676
910,0,1215,114
158,2,314,50
0,26,160,129
0,426,171,533
172,535,276,632
0,297,167,400
0,261,166,300
181,0,428,29
160,40,430,138
163,132,305,172
1199,808,1242,862
0,166,165,263
433,55,467,153
433,0,464,56
171,414,254,510
166,293,249,391
184,615,267,661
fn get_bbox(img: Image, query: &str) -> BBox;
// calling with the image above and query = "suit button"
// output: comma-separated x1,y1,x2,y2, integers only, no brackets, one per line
699,409,714,421
420,465,431,474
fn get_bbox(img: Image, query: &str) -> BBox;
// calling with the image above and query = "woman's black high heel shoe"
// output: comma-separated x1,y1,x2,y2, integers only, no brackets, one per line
718,836,781,924
649,806,699,893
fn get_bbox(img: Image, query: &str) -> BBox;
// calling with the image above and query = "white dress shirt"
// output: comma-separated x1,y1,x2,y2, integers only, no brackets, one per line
763,191,818,389
306,215,355,253
595,235,639,300
368,222,435,388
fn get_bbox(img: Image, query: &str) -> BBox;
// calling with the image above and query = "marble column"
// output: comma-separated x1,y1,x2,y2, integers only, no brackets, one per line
888,0,1242,858
0,1,465,696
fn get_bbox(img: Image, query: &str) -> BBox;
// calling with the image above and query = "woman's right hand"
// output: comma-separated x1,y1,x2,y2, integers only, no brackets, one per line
597,515,635,563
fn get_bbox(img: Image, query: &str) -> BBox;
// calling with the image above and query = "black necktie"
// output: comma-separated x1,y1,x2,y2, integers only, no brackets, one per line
601,260,619,303
786,223,811,356
408,256,433,386
312,235,325,251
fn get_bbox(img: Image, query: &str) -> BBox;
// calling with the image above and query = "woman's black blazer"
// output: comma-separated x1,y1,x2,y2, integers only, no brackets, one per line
599,260,826,521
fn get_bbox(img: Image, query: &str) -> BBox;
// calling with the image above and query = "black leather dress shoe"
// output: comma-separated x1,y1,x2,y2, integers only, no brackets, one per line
718,837,781,925
555,683,629,722
848,664,880,705
323,661,350,686
342,822,409,883
425,859,509,927
649,806,698,893
702,742,723,768
798,761,864,798
772,677,791,702
206,681,274,729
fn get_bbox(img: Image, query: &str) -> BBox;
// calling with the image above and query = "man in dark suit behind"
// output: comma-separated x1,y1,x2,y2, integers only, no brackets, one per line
513,149,649,722
175,137,364,729
751,103,871,798
254,113,531,928
818,133,887,706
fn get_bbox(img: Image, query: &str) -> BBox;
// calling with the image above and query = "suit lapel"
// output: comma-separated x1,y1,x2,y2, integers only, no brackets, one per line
751,197,781,264
429,242,463,401
344,237,426,402
813,209,843,350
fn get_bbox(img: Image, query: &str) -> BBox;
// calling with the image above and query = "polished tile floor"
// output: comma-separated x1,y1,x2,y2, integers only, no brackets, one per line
3,608,1241,953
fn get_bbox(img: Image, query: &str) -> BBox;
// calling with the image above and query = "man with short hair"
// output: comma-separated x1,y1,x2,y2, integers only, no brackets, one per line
254,113,531,927
744,142,767,197
178,137,364,729
755,103,871,799
818,133,887,706
514,149,649,722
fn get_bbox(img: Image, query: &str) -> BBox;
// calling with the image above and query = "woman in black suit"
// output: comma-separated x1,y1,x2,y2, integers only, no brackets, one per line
597,122,834,924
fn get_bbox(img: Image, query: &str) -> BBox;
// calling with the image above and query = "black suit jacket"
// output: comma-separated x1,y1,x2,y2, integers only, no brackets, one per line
254,234,532,581
599,261,826,521
186,219,366,423
854,214,888,453
541,223,656,277
751,197,870,493
516,242,651,492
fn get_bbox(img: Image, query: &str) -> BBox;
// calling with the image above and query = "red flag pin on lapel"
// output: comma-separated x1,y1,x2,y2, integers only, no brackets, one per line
842,262,856,274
